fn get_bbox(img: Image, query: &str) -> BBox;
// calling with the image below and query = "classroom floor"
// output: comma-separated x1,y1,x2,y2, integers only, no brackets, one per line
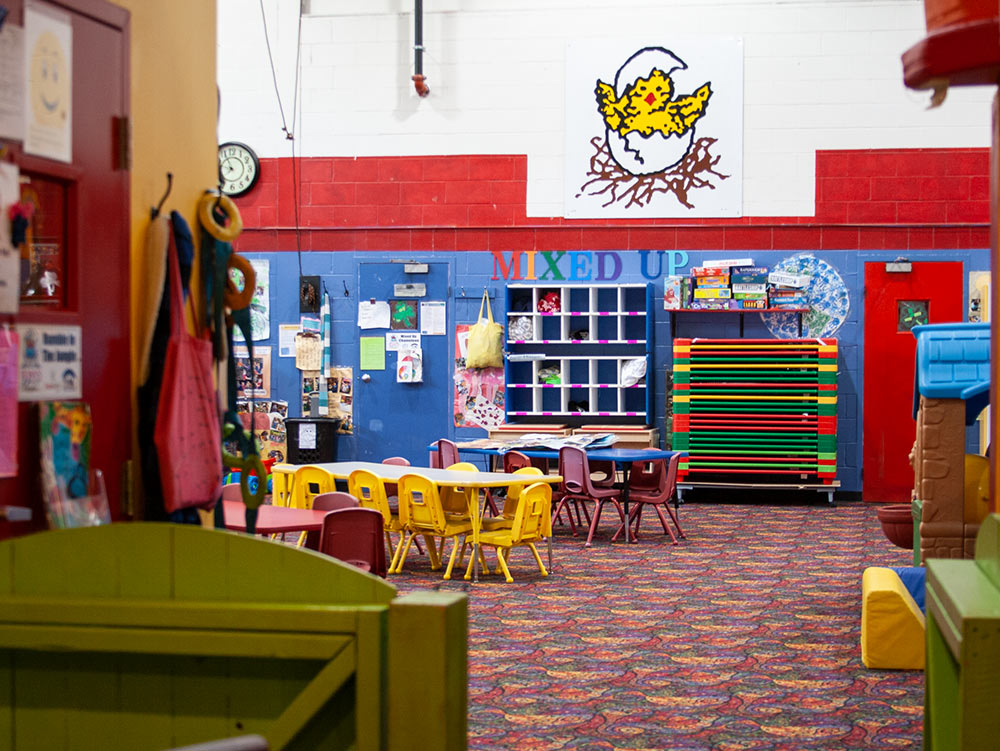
393,500,920,751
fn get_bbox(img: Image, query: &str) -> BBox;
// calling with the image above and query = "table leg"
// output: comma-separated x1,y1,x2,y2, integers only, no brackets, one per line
620,463,633,544
471,490,482,583
547,537,553,572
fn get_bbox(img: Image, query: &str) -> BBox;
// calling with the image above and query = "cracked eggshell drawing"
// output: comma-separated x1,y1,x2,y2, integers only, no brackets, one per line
565,38,743,218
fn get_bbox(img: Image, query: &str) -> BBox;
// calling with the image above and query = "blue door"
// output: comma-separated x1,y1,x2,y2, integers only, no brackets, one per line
356,262,452,463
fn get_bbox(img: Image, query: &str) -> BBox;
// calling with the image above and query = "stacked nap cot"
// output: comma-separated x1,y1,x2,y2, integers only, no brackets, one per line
671,338,837,484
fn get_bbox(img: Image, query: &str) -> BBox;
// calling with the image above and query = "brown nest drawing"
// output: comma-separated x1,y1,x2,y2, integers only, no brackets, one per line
576,136,728,209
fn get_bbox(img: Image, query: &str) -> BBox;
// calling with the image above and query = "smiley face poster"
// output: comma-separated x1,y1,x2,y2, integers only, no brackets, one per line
564,38,742,218
24,2,72,163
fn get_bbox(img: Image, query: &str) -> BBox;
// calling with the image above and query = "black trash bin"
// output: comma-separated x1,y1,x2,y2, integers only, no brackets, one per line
285,417,342,464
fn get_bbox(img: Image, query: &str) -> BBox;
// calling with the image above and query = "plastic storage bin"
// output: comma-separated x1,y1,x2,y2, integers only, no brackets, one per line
286,417,341,464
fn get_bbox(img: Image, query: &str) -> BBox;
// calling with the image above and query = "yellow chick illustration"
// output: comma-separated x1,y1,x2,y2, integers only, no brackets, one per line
594,47,713,175
596,69,711,139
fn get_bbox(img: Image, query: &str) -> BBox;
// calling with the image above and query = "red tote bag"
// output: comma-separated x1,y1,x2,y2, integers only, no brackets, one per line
154,231,221,512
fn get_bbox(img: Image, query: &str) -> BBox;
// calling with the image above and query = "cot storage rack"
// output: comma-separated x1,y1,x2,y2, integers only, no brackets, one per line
672,337,838,496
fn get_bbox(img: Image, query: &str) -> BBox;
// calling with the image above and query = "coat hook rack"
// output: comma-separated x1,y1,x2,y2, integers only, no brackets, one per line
151,172,173,219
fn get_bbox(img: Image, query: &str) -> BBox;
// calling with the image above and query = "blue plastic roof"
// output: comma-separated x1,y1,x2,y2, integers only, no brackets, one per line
911,322,990,425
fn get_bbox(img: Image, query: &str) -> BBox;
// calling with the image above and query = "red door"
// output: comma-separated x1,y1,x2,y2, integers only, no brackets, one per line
0,0,130,534
863,261,963,502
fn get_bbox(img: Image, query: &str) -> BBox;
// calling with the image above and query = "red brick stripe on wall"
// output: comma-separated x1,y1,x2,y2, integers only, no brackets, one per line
234,148,989,252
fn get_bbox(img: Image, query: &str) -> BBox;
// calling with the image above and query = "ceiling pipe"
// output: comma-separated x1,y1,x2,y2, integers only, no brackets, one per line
412,0,429,96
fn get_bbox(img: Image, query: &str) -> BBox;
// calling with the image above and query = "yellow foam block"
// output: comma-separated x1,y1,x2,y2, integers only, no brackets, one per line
861,566,925,670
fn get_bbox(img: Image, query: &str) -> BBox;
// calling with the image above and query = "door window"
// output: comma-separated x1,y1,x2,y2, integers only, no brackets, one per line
897,300,929,332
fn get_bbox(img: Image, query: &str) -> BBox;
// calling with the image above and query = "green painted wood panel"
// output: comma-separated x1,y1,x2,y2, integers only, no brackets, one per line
0,524,465,750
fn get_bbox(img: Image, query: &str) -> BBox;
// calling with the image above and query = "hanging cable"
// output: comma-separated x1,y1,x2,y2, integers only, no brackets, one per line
259,0,305,276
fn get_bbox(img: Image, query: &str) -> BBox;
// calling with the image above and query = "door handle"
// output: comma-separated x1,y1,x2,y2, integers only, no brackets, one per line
361,373,371,382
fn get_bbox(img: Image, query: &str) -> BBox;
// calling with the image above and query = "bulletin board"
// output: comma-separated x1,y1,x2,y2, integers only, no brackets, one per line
453,324,505,429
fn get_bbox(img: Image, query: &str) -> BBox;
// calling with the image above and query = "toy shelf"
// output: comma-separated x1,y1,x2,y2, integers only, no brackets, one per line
505,284,652,426
665,307,809,338
671,337,838,486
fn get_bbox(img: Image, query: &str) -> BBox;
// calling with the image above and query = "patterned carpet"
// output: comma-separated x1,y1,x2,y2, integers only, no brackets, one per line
392,500,922,750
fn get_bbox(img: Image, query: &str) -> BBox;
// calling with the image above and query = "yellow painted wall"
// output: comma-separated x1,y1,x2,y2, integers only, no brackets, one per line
111,0,217,515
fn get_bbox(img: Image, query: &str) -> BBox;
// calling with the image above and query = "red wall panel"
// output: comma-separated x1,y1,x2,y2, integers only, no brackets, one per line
235,148,989,252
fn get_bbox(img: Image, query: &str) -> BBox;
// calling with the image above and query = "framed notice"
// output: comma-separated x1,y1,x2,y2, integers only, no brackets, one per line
17,323,81,400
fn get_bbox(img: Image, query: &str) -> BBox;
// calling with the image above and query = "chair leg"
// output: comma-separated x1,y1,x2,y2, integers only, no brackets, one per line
585,502,604,547
425,535,442,570
652,505,680,545
632,504,645,540
666,505,686,539
527,542,548,577
483,489,499,517
394,532,415,573
494,546,513,583
552,498,578,536
443,536,464,580
388,532,407,574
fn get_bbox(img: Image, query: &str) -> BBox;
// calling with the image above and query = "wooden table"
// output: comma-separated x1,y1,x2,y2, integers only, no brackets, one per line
221,500,330,535
272,461,562,581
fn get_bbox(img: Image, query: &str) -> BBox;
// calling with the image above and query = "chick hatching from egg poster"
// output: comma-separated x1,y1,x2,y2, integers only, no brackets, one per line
564,38,743,219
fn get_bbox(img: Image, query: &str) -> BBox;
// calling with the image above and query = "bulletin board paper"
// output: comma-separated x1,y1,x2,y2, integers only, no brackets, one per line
358,300,390,329
360,336,385,370
453,324,505,429
17,323,81,401
420,301,446,335
327,366,354,434
386,331,420,352
294,333,322,371
232,259,270,342
233,345,271,399
278,324,299,357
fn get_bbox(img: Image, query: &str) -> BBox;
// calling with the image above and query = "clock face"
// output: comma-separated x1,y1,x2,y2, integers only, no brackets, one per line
218,141,260,197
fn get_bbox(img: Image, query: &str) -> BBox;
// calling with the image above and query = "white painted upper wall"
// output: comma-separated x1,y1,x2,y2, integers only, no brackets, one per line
217,0,993,218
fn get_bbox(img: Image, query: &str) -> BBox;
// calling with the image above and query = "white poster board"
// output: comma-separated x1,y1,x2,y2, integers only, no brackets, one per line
565,38,743,218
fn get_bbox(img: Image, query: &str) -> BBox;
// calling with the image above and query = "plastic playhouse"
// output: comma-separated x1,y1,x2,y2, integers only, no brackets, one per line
864,322,992,671
909,322,991,560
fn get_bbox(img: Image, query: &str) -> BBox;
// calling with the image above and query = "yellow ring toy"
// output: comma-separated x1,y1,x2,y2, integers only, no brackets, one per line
198,191,243,243
224,253,256,311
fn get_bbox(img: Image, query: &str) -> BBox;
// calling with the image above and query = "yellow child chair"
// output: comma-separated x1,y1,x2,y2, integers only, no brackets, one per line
467,481,552,583
292,465,334,546
293,465,334,510
396,473,473,579
348,468,426,574
441,462,478,517
481,466,544,532
270,469,294,508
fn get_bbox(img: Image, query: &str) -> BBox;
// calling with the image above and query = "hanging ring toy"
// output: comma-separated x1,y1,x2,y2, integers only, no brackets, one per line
224,253,256,311
198,191,243,243
222,443,268,509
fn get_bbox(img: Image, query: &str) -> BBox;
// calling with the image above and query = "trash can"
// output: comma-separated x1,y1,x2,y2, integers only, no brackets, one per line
285,417,342,464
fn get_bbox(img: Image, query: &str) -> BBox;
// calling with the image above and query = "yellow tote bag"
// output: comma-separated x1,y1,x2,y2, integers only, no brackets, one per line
466,290,504,368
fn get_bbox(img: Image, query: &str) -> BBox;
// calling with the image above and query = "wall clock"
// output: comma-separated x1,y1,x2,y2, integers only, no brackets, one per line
218,141,260,197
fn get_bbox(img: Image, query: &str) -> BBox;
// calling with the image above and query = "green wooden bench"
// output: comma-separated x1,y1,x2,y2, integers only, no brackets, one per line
0,523,466,750
925,513,1000,750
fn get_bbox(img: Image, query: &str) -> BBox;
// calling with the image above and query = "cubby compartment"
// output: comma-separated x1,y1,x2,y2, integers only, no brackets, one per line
504,284,652,425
